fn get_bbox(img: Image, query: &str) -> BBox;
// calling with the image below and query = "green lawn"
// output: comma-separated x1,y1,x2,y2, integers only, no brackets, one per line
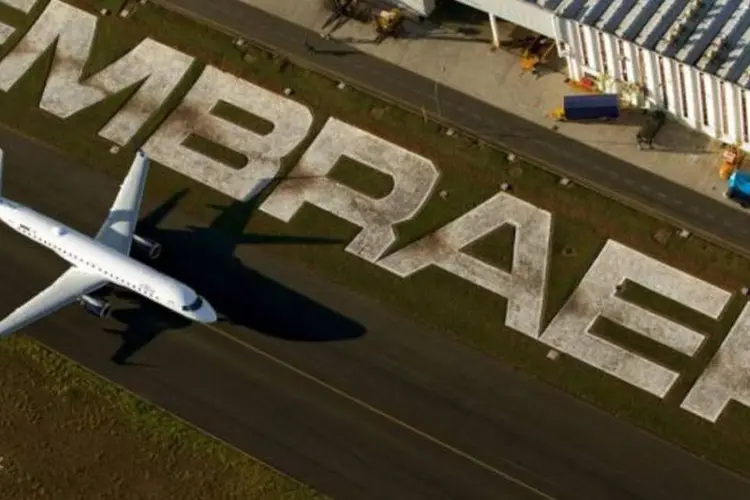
0,337,323,499
2,0,750,479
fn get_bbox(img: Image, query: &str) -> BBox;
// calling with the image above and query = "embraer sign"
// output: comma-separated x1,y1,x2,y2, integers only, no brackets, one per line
0,0,748,424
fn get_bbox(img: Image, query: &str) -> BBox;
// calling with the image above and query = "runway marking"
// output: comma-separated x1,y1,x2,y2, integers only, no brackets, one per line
202,322,559,500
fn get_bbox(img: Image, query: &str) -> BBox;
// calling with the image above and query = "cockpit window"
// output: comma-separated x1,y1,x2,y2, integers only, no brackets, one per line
182,296,203,312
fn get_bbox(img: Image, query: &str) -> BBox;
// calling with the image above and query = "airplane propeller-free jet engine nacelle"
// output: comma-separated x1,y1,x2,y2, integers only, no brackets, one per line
133,234,162,260
0,150,219,338
79,294,111,319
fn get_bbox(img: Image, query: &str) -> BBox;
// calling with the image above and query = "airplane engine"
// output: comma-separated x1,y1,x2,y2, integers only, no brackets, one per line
79,295,111,319
133,234,162,260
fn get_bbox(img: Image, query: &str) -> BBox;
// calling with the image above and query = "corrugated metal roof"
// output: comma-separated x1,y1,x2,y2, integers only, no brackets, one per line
524,0,750,89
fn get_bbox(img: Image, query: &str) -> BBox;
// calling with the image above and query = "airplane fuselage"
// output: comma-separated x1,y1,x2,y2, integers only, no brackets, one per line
0,197,216,323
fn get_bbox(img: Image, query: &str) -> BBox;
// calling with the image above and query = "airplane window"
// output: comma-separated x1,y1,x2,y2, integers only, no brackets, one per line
182,296,203,312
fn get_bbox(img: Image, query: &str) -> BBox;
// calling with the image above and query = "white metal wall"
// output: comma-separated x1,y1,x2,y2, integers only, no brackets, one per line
554,17,750,152
458,0,556,38
389,0,436,16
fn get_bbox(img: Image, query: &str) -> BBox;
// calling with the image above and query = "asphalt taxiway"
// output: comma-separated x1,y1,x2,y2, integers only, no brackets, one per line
1,126,750,500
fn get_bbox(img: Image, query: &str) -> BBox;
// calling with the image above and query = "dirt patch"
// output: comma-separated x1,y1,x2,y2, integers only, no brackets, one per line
561,246,577,257
653,228,671,246
162,98,204,135
369,106,386,120
508,165,523,178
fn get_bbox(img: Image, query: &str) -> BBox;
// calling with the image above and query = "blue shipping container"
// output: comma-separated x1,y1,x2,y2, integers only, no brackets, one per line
726,170,750,204
563,93,620,120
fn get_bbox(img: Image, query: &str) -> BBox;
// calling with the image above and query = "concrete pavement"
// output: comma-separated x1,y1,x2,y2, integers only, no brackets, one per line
154,0,750,261
232,0,726,199
1,122,750,498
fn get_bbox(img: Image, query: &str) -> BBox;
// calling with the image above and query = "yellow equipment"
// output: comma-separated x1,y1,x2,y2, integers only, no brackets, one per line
375,8,402,34
520,35,555,74
548,107,565,121
719,144,744,180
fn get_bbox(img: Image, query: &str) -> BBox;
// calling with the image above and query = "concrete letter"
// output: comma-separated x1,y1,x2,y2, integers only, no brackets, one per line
2,0,35,12
260,117,439,262
681,303,750,422
540,240,731,397
0,1,94,93
377,192,552,338
0,0,194,145
0,23,14,47
144,65,313,201
0,0,27,45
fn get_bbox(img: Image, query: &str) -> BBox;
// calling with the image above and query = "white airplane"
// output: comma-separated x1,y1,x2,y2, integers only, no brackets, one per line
0,149,217,337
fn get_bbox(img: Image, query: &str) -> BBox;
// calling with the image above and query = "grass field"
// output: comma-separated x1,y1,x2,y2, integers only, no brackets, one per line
0,337,322,499
2,0,750,481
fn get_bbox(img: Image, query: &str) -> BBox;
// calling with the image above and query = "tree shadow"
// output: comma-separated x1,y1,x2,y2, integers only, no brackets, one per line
105,184,366,364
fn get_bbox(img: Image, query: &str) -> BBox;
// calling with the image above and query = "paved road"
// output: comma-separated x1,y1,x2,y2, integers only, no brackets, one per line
156,0,750,259
2,130,750,499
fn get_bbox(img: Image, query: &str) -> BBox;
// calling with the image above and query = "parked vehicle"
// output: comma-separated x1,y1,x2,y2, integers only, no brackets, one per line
636,110,665,150
551,93,620,121
725,170,750,208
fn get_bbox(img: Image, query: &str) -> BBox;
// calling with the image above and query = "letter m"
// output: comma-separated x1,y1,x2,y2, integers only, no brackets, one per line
0,0,194,145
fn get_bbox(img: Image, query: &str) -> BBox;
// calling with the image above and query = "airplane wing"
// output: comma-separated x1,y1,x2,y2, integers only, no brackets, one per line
95,151,149,254
0,267,108,337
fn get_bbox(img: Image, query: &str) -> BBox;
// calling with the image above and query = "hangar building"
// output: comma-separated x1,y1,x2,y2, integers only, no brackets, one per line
400,0,750,153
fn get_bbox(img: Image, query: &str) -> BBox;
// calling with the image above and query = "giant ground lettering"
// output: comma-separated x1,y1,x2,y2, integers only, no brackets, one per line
376,192,552,338
681,303,750,422
0,0,745,424
259,117,439,262
540,240,730,397
0,0,194,146
143,65,314,201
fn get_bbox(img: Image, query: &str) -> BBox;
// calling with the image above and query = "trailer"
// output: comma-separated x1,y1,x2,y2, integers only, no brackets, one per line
551,93,620,121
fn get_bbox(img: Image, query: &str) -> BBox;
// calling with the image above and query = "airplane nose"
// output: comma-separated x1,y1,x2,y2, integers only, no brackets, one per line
202,303,218,323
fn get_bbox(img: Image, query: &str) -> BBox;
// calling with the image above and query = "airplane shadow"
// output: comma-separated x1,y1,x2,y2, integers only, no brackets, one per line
104,294,190,366
104,186,366,365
